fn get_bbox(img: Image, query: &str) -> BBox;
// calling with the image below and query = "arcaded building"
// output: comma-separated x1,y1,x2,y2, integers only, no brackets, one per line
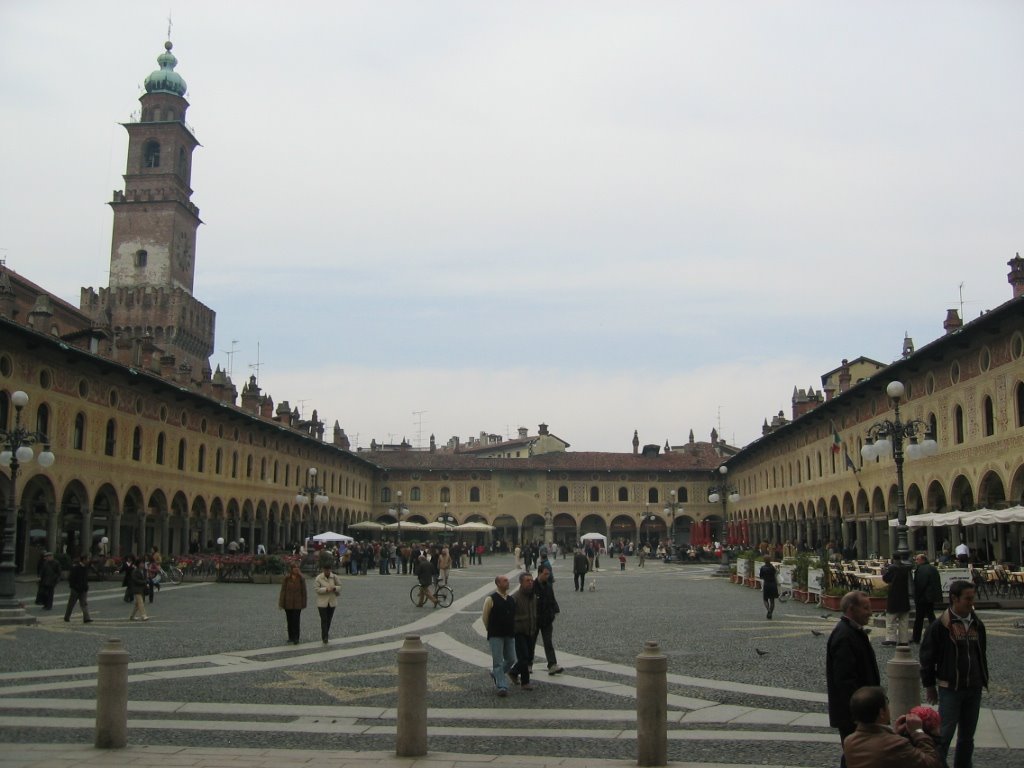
2,39,1023,573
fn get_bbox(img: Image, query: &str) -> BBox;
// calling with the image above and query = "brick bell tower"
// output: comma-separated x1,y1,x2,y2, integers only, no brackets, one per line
81,39,215,383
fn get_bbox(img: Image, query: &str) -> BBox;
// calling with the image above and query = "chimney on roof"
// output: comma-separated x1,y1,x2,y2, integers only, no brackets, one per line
262,397,278,421
838,359,852,394
943,309,963,335
1009,253,1024,298
632,429,639,455
429,433,436,453
518,427,528,439
538,423,549,436
641,443,660,457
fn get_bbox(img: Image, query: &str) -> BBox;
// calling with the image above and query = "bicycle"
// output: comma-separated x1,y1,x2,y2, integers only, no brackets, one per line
410,582,453,608
165,565,183,584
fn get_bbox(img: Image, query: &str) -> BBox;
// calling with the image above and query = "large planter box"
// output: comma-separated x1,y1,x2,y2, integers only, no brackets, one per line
821,594,888,612
743,577,757,588
821,594,841,611
251,574,271,584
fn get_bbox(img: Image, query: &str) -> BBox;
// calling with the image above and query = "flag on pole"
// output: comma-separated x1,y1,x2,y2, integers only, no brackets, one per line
831,422,842,455
844,450,857,472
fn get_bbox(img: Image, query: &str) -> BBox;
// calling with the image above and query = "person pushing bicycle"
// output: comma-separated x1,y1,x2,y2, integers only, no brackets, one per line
414,554,438,607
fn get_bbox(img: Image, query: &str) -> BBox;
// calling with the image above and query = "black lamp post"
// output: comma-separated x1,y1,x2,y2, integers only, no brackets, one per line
639,504,658,549
295,467,329,545
438,503,456,542
861,380,937,562
663,489,681,553
708,465,739,577
1,390,55,625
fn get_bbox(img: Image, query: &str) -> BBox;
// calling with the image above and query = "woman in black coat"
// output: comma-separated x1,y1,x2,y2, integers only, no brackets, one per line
759,556,779,619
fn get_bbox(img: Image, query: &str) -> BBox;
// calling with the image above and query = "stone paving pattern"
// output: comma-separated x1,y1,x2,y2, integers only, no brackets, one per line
1,558,1022,767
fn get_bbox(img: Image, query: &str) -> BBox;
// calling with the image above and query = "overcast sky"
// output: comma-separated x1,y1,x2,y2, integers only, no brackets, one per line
2,2,1021,453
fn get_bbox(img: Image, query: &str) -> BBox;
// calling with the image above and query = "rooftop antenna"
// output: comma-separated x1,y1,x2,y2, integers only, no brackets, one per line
248,341,262,381
296,399,309,419
959,281,965,319
222,339,239,378
412,410,427,449
167,12,173,41
717,405,723,439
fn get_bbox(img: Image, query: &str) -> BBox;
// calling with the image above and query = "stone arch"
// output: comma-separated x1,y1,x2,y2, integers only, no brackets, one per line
579,513,607,539
521,512,546,543
119,486,145,557
241,499,256,552
671,514,692,545
209,497,225,548
609,513,637,543
977,470,1007,508
18,471,58,574
552,512,577,547
146,488,168,555
1009,463,1024,505
492,514,519,546
191,495,209,551
226,498,242,546
926,480,948,513
170,490,189,555
950,475,975,510
58,479,90,557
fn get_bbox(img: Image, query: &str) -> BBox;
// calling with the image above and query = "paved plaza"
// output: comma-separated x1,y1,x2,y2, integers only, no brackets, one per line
0,558,1022,768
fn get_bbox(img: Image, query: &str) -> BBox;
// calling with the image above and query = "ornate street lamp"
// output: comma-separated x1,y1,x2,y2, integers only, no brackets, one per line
860,380,938,562
438,502,456,541
663,490,682,553
1,391,55,625
708,465,739,577
295,467,329,544
390,490,408,544
639,504,658,549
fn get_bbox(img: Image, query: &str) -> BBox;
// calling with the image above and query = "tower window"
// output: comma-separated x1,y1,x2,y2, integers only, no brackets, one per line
134,250,148,267
144,140,161,168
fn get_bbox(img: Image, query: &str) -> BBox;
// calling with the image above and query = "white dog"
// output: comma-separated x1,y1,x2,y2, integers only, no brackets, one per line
587,578,597,592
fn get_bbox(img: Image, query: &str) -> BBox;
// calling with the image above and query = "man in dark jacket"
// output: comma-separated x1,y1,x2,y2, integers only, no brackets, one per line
920,580,988,768
36,551,62,610
826,591,880,767
573,549,589,592
882,553,913,645
534,563,563,674
509,572,537,690
911,553,943,644
63,554,93,623
414,555,437,607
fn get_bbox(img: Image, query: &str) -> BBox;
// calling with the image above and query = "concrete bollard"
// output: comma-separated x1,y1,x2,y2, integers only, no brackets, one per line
886,644,921,722
95,638,129,748
395,634,428,757
636,640,667,767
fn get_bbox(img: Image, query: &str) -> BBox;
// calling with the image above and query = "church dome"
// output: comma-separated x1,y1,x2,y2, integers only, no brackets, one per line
144,41,187,97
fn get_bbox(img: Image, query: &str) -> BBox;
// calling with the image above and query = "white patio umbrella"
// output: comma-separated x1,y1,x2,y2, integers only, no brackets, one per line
580,532,607,542
348,521,384,531
456,522,496,532
311,531,354,543
382,521,426,532
419,521,452,533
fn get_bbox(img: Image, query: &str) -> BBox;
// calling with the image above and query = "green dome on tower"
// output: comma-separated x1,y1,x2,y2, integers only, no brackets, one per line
144,41,187,97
